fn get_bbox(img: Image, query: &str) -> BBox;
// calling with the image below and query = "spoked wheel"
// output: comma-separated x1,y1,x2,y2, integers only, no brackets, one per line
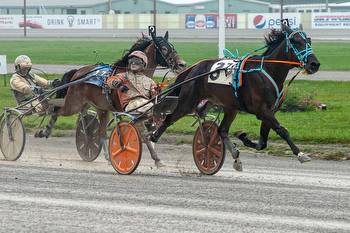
109,121,142,175
192,121,225,175
0,113,26,161
76,113,102,162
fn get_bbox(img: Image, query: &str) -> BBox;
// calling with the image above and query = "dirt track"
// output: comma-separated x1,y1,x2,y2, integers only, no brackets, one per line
0,135,349,233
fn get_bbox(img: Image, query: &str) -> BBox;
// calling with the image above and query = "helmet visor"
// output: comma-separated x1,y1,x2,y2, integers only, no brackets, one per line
19,66,31,76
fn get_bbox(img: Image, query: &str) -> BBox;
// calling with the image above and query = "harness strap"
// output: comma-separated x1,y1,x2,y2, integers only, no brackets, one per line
274,70,301,111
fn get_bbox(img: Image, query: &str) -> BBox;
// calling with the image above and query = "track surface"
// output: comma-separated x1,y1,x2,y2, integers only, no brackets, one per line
0,135,349,233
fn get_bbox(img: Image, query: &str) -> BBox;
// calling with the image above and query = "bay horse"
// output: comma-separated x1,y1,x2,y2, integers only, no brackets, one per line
150,24,320,171
36,32,186,165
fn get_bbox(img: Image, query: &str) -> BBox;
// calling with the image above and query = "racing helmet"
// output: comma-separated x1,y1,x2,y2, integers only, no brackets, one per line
128,50,148,67
14,55,32,76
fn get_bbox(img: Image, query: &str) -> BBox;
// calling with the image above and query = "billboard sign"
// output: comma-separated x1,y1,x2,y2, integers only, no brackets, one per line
248,13,301,29
185,14,237,29
0,15,102,29
312,13,350,29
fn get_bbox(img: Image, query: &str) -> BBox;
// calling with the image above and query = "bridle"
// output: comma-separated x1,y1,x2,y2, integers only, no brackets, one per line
152,36,179,72
285,30,313,67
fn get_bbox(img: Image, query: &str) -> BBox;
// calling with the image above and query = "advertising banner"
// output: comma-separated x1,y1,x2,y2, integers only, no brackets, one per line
248,13,301,29
312,13,350,29
0,16,18,29
0,15,102,29
185,14,237,29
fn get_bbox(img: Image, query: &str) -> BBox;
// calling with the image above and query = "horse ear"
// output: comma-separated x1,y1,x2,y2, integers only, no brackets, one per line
299,24,304,31
164,31,169,41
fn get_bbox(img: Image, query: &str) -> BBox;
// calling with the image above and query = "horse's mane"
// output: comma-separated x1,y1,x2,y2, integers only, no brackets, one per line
111,35,152,69
262,29,285,56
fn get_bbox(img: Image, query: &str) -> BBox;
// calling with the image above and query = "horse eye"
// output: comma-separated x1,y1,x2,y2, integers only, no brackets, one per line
307,37,312,45
161,47,168,54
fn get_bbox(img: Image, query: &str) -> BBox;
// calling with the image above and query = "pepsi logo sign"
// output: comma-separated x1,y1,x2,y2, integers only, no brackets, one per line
253,15,266,29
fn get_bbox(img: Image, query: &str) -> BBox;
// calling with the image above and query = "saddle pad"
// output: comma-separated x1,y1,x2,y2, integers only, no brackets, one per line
84,65,113,87
208,59,239,85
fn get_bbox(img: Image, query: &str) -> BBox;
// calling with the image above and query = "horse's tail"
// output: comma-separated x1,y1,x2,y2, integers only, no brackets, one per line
56,69,78,99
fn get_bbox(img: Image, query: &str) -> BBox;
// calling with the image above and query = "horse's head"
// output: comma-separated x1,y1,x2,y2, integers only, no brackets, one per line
150,31,187,74
282,24,320,74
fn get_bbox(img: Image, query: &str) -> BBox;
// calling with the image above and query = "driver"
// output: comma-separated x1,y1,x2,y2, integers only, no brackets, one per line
10,55,61,113
106,50,159,115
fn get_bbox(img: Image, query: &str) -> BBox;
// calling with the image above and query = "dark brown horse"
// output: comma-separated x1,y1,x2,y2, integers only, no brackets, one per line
150,24,320,171
36,32,186,164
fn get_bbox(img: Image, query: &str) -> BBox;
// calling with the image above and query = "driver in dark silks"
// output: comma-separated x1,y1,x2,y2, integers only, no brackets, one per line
10,55,61,114
106,50,165,167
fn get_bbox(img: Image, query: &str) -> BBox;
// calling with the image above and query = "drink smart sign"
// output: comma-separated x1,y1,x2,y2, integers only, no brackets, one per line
0,15,102,29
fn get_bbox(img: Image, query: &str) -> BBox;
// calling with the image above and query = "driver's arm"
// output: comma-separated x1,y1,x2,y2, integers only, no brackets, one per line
10,74,32,94
32,74,50,88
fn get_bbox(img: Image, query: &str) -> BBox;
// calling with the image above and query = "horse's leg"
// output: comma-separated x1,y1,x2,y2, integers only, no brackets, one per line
34,108,59,138
96,109,109,161
218,109,242,171
142,122,165,168
235,121,271,150
35,86,87,138
260,111,311,163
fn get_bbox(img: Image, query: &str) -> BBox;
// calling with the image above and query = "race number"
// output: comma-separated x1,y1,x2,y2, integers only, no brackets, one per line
148,25,156,36
0,55,7,75
208,59,238,85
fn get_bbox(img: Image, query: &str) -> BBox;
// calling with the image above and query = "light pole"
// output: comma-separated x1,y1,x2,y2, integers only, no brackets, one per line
280,0,284,21
153,0,157,26
24,0,27,37
218,0,225,58
108,0,112,13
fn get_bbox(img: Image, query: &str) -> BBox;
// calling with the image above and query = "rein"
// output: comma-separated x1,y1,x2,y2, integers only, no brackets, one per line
247,59,302,67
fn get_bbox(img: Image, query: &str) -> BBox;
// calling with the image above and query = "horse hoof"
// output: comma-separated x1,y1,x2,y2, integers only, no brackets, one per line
34,130,48,138
297,152,311,163
155,160,166,168
234,131,247,140
233,159,243,172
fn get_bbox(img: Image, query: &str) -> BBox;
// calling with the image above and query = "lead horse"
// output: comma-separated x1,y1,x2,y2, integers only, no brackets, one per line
150,24,320,171
36,31,186,164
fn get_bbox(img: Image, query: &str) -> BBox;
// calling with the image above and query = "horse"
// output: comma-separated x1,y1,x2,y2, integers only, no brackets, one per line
150,24,320,171
35,31,186,166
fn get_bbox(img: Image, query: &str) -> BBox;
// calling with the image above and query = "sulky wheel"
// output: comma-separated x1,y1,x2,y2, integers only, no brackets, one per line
0,113,26,161
75,113,102,162
109,121,142,175
192,121,225,175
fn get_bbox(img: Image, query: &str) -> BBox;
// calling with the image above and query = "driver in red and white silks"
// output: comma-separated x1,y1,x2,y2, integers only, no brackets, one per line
10,55,60,113
106,50,159,115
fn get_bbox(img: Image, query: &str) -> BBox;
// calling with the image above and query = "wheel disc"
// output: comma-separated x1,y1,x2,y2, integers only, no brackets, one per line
76,114,102,162
193,121,225,175
109,121,142,175
0,114,26,161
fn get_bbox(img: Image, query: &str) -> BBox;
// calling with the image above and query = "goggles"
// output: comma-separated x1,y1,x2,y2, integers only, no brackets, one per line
128,57,144,66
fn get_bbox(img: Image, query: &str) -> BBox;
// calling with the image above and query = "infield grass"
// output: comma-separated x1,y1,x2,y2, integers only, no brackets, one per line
1,77,349,144
0,40,349,71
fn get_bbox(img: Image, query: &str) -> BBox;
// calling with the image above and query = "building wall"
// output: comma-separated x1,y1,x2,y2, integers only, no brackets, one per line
0,0,271,15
